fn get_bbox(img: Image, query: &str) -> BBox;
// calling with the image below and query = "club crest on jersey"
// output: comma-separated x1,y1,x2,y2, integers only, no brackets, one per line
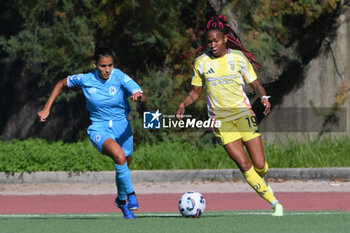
109,86,117,95
228,60,235,71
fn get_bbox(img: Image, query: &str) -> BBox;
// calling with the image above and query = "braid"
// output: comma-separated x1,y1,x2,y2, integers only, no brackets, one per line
205,14,260,68
183,15,260,69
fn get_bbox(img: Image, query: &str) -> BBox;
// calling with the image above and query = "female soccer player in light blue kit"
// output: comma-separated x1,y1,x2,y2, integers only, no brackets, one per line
38,43,147,219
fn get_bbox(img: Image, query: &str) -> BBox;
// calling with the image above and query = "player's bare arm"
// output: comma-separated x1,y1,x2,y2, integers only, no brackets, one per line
37,77,68,122
176,86,202,120
249,80,271,115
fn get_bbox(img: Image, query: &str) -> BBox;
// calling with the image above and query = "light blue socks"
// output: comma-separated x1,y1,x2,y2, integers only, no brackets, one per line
114,163,134,201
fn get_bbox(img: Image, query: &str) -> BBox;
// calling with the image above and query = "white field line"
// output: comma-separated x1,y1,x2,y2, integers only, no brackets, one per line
0,211,348,219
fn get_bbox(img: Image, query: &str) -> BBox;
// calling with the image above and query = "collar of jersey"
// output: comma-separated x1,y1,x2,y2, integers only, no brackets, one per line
206,48,230,59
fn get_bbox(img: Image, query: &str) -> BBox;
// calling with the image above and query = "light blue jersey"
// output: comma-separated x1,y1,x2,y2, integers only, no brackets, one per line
67,68,142,122
67,68,142,155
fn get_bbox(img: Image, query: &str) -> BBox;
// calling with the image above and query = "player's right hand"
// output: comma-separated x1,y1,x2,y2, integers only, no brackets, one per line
37,109,50,122
261,99,271,115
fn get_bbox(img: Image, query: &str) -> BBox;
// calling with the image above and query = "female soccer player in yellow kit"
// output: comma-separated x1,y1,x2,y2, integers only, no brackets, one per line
176,15,283,216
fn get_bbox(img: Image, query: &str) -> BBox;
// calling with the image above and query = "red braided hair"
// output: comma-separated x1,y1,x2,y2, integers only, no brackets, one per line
184,14,260,69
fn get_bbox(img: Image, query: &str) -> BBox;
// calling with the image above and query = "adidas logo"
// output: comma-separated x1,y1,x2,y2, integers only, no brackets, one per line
206,68,215,75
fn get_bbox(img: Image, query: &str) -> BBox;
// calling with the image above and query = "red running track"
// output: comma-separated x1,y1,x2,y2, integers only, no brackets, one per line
1,192,349,214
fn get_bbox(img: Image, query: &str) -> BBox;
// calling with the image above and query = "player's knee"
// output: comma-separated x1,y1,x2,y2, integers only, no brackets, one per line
113,152,126,165
239,161,252,172
103,148,126,164
254,161,265,170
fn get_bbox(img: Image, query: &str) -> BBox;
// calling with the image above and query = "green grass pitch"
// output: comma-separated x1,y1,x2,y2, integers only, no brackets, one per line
1,211,349,233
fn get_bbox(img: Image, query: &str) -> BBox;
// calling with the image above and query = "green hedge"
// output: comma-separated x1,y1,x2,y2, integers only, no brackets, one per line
1,136,350,172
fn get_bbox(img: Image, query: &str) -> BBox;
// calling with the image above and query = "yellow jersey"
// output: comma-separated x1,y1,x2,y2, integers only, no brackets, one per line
191,49,257,121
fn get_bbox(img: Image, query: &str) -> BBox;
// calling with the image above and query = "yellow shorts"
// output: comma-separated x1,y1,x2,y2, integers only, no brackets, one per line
214,113,261,145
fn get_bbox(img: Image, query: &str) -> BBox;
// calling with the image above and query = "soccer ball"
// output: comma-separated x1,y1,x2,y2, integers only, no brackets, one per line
178,191,206,217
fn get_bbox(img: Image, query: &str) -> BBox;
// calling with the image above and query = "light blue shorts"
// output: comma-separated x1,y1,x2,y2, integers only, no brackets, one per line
87,118,133,157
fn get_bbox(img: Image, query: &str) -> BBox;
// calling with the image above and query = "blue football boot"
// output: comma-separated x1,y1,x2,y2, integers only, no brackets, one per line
127,194,139,211
114,197,135,219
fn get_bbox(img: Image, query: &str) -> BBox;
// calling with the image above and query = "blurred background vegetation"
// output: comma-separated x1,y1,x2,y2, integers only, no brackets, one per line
0,0,348,146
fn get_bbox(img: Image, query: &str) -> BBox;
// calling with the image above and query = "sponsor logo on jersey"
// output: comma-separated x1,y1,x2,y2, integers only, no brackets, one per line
206,68,215,75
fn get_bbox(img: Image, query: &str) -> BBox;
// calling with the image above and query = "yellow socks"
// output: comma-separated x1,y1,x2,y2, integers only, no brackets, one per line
248,163,283,216
254,162,268,178
243,166,276,205
254,162,274,195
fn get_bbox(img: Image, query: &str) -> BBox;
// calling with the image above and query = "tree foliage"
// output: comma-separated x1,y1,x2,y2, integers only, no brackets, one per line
0,0,95,86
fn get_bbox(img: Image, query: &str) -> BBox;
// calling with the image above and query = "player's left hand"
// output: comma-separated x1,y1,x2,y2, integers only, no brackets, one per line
131,92,143,102
261,99,271,115
175,103,186,120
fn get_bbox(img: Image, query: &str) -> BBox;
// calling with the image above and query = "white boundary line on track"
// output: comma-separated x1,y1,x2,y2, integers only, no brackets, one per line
0,211,348,219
